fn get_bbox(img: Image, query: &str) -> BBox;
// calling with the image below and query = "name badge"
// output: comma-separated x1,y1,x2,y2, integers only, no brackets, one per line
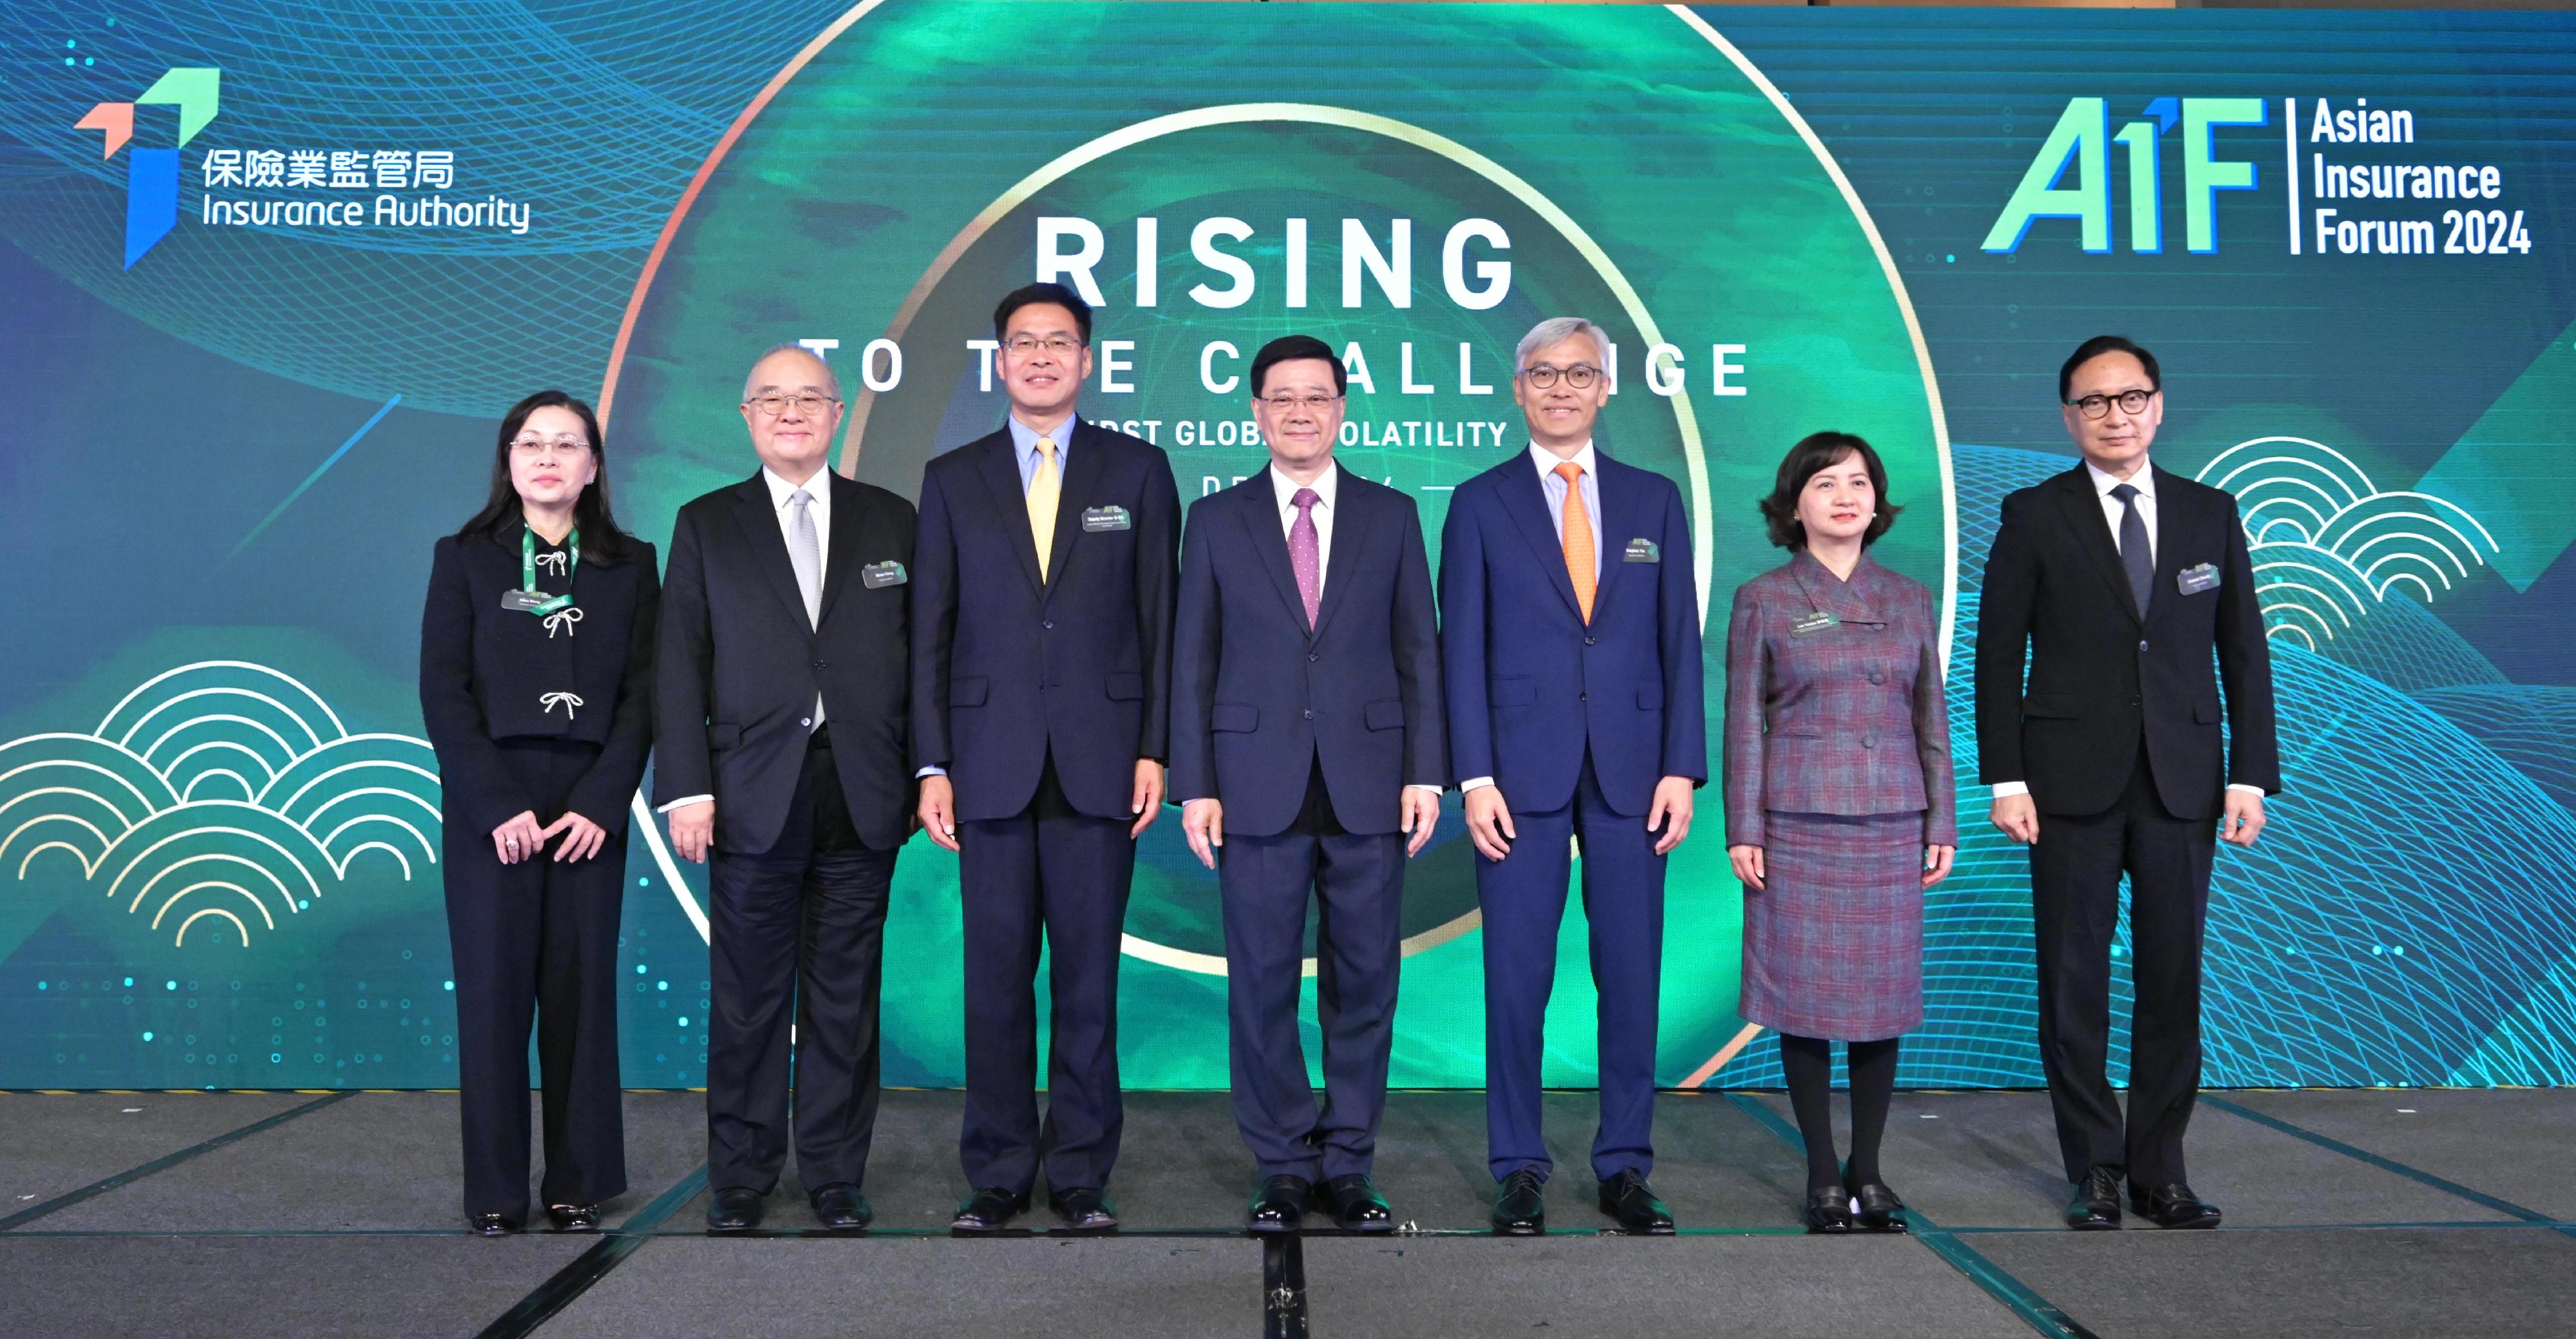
861,560,909,589
1790,611,1839,638
2177,562,2221,595
1081,506,1132,533
500,589,558,612
1622,538,1660,564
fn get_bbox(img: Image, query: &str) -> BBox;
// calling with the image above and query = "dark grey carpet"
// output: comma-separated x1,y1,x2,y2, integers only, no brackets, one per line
1973,1225,2576,1339
2221,1088,2576,1219
0,1090,309,1214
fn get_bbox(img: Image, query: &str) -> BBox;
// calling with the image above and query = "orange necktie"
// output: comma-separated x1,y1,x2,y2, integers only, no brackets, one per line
1556,461,1596,623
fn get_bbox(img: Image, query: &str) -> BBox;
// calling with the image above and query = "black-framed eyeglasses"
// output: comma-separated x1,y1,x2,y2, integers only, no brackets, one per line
744,392,840,419
2067,388,2155,419
1521,364,1601,390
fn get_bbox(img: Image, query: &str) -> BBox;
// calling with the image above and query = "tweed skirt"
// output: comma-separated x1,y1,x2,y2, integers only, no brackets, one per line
1738,810,1925,1042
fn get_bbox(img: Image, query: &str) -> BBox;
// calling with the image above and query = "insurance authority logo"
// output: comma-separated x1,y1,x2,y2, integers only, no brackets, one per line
72,66,220,268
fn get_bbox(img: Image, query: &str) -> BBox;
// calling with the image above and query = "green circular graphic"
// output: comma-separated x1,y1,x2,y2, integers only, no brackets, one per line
611,2,1948,1088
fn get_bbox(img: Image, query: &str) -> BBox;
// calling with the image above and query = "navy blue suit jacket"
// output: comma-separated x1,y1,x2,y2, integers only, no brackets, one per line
1170,468,1446,838
910,419,1181,822
1439,448,1707,817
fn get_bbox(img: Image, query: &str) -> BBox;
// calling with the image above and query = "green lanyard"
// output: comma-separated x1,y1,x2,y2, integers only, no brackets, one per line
520,525,580,616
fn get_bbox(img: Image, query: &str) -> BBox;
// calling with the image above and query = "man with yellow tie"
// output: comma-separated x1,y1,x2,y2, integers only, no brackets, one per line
1439,316,1707,1235
911,282,1181,1233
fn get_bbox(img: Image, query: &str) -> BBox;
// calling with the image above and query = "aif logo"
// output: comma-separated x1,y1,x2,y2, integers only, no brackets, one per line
1982,97,2268,255
73,67,220,269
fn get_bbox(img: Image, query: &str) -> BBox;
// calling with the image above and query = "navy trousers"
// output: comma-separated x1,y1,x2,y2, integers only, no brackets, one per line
444,738,627,1222
1219,764,1405,1182
956,754,1135,1195
1477,752,1669,1183
705,728,898,1194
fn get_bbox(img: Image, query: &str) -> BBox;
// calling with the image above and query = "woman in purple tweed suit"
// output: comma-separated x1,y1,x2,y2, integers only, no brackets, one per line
1723,432,1957,1234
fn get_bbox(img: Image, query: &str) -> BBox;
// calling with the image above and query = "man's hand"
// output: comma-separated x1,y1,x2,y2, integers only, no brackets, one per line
2221,788,2267,847
492,810,547,866
1182,798,1224,869
1463,786,1515,862
917,775,961,852
1922,844,1956,888
667,801,715,864
1728,843,1765,891
1991,792,2040,845
1130,760,1164,839
547,812,609,864
1647,776,1695,855
1401,787,1440,858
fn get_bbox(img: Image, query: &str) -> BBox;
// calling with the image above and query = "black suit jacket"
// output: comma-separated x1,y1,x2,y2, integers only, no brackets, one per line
1974,462,2281,819
909,419,1180,822
1170,468,1445,838
652,470,918,853
418,528,659,838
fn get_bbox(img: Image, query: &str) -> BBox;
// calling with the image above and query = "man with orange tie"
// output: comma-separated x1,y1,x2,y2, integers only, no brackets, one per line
1439,316,1706,1235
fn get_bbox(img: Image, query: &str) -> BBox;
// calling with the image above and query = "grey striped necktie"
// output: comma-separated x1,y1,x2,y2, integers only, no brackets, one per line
788,488,822,628
2110,482,2152,616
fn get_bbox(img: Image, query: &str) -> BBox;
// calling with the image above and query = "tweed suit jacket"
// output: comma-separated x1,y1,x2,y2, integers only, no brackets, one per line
1721,549,1955,849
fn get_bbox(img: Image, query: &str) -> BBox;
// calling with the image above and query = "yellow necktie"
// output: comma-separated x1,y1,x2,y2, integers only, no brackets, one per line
1557,461,1595,623
1028,436,1060,582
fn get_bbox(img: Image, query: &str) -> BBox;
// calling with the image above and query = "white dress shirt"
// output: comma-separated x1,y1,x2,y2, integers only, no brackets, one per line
658,465,834,814
1459,442,1604,795
1993,457,2262,802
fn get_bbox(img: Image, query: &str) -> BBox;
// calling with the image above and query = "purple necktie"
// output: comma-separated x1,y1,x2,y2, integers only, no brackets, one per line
1289,487,1322,627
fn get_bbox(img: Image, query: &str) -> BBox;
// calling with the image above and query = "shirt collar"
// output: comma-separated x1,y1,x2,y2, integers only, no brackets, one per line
1529,440,1598,482
763,465,831,511
2086,459,2154,499
1007,413,1077,461
1271,459,1340,512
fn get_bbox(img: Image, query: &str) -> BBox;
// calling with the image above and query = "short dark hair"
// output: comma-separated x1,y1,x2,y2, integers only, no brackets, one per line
2058,335,2160,403
1758,431,1901,550
992,281,1092,344
1248,334,1347,397
455,390,634,561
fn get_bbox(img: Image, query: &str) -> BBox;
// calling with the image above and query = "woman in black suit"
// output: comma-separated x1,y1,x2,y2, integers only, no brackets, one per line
420,390,657,1235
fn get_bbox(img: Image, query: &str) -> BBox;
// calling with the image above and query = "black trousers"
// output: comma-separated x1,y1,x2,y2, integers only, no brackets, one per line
2029,750,2217,1187
957,752,1135,1195
443,738,627,1223
1219,761,1405,1181
705,727,898,1193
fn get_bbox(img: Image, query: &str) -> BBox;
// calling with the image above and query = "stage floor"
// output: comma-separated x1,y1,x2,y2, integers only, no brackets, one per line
3,1087,2570,1337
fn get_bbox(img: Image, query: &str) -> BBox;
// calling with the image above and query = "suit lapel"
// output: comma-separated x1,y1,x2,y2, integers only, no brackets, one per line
730,475,813,629
1308,472,1363,643
1042,423,1108,598
815,472,867,625
1236,478,1313,635
969,431,1046,596
1497,453,1585,622
2051,466,2143,625
1584,453,1641,626
2145,466,2194,625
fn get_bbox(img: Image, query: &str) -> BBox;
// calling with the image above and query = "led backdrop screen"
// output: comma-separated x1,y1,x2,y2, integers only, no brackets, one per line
2,3,2571,1094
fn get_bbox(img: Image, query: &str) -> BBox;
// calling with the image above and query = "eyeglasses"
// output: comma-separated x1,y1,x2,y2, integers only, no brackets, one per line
1003,334,1084,356
1258,394,1341,413
2067,388,2155,419
1520,364,1602,390
745,393,839,419
509,435,591,454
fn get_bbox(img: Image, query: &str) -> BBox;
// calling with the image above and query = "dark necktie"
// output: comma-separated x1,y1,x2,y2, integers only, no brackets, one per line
2110,482,2152,616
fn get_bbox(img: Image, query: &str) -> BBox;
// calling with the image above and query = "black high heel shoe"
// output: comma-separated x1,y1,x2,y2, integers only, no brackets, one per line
1804,1184,1855,1234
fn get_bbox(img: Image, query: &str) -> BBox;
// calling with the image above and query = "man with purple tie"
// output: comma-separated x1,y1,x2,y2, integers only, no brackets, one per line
1170,335,1446,1235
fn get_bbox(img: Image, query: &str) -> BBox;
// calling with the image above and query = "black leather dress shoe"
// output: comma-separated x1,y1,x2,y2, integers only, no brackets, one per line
705,1186,765,1233
2065,1167,2123,1231
1804,1185,1855,1234
545,1203,601,1233
2130,1182,2222,1230
468,1213,518,1237
951,1186,1030,1234
1491,1169,1546,1236
1049,1185,1119,1233
1598,1170,1676,1235
1245,1174,1311,1233
1326,1173,1394,1233
1841,1161,1906,1233
810,1183,872,1232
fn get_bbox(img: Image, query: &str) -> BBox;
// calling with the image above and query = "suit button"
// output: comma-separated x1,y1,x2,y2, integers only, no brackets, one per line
1584,636,1596,646
2137,640,2149,652
800,717,812,728
1307,652,1320,663
1867,669,1883,685
1302,708,1314,720
813,660,827,671
1043,620,1055,630
1579,692,1588,703
1863,735,1877,749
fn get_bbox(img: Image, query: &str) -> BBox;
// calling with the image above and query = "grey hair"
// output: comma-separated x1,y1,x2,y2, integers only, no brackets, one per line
743,341,842,399
1514,316,1610,372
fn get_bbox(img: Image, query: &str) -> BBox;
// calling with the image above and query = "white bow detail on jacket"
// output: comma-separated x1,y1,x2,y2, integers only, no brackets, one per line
540,691,584,720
